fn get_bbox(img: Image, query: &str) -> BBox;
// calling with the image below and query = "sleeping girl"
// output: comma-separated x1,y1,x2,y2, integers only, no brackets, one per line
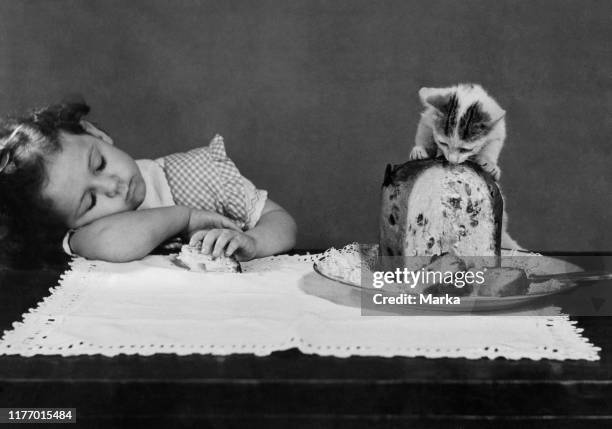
0,101,297,264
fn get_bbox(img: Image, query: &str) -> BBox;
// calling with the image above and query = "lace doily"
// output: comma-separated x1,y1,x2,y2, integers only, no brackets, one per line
0,251,600,360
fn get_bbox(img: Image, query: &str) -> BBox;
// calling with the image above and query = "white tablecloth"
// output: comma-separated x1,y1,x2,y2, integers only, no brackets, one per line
0,253,600,360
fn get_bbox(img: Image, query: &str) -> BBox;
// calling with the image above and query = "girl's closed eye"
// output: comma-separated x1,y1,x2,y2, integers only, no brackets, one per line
89,192,97,210
88,145,106,173
95,155,106,172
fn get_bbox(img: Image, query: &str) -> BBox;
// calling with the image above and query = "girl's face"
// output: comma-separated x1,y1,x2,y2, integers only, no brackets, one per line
42,131,146,228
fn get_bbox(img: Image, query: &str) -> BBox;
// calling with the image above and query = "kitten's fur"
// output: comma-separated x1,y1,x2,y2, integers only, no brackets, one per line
410,83,505,180
410,83,521,249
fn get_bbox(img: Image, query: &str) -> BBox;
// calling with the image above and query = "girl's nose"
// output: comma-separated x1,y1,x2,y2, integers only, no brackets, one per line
93,175,124,197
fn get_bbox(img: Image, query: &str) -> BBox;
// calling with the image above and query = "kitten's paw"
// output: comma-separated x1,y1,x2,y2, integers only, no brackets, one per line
475,157,501,180
489,165,501,181
483,162,501,180
410,146,430,160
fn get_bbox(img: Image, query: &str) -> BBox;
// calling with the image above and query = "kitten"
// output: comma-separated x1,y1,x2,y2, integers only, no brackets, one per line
410,83,505,181
410,84,522,250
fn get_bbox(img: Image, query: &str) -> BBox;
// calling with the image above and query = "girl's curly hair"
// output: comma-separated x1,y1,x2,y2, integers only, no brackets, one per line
0,101,91,267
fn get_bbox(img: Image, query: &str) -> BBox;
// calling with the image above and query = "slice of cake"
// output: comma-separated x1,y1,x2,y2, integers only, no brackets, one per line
476,267,529,297
379,159,502,271
175,245,242,273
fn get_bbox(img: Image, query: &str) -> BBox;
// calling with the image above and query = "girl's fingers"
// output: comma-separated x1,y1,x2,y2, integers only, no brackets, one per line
218,216,241,231
225,236,242,257
201,229,223,255
194,210,240,231
212,230,234,258
189,229,209,248
207,212,240,231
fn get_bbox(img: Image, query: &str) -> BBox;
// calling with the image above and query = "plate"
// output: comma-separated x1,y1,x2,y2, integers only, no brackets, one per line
313,244,583,312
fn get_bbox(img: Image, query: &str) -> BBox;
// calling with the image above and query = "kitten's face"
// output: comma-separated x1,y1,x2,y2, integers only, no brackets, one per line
420,84,504,164
433,131,485,164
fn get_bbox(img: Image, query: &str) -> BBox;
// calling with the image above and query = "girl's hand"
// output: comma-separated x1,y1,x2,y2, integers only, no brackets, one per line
186,209,240,238
189,229,258,261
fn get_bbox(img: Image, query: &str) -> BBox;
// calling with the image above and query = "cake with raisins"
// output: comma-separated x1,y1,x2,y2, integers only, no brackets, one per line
379,159,502,270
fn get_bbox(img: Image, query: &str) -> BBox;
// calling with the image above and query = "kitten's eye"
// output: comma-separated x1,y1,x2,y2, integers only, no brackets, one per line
96,156,106,172
459,148,471,154
437,141,448,147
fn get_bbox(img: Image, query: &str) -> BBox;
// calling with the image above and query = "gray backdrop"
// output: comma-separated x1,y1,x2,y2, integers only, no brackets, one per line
1,0,610,251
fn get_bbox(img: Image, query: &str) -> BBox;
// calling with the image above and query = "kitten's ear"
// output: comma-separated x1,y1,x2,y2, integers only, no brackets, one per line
487,107,506,126
418,87,454,112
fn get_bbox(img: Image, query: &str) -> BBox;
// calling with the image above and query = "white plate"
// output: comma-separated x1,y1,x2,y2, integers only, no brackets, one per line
313,244,582,312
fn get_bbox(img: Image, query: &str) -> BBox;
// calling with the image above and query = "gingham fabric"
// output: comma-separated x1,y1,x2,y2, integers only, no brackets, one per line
163,135,266,229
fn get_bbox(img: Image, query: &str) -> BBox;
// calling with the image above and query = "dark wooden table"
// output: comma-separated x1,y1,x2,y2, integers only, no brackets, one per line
1,252,612,428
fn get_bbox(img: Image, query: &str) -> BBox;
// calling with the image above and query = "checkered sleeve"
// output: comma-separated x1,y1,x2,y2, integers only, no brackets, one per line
162,135,267,229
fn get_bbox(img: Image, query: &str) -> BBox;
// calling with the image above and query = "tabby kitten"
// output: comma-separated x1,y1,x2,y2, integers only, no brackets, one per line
410,83,506,181
410,84,522,249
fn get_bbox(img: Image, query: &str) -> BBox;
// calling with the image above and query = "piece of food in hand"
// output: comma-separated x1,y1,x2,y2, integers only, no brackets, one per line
476,267,528,297
175,245,241,273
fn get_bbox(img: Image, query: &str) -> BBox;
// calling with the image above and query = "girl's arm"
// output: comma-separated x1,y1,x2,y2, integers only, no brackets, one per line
70,206,239,262
192,199,297,261
245,199,297,258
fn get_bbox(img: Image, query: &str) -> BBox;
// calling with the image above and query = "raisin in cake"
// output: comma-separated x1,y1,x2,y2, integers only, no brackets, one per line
379,159,502,270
